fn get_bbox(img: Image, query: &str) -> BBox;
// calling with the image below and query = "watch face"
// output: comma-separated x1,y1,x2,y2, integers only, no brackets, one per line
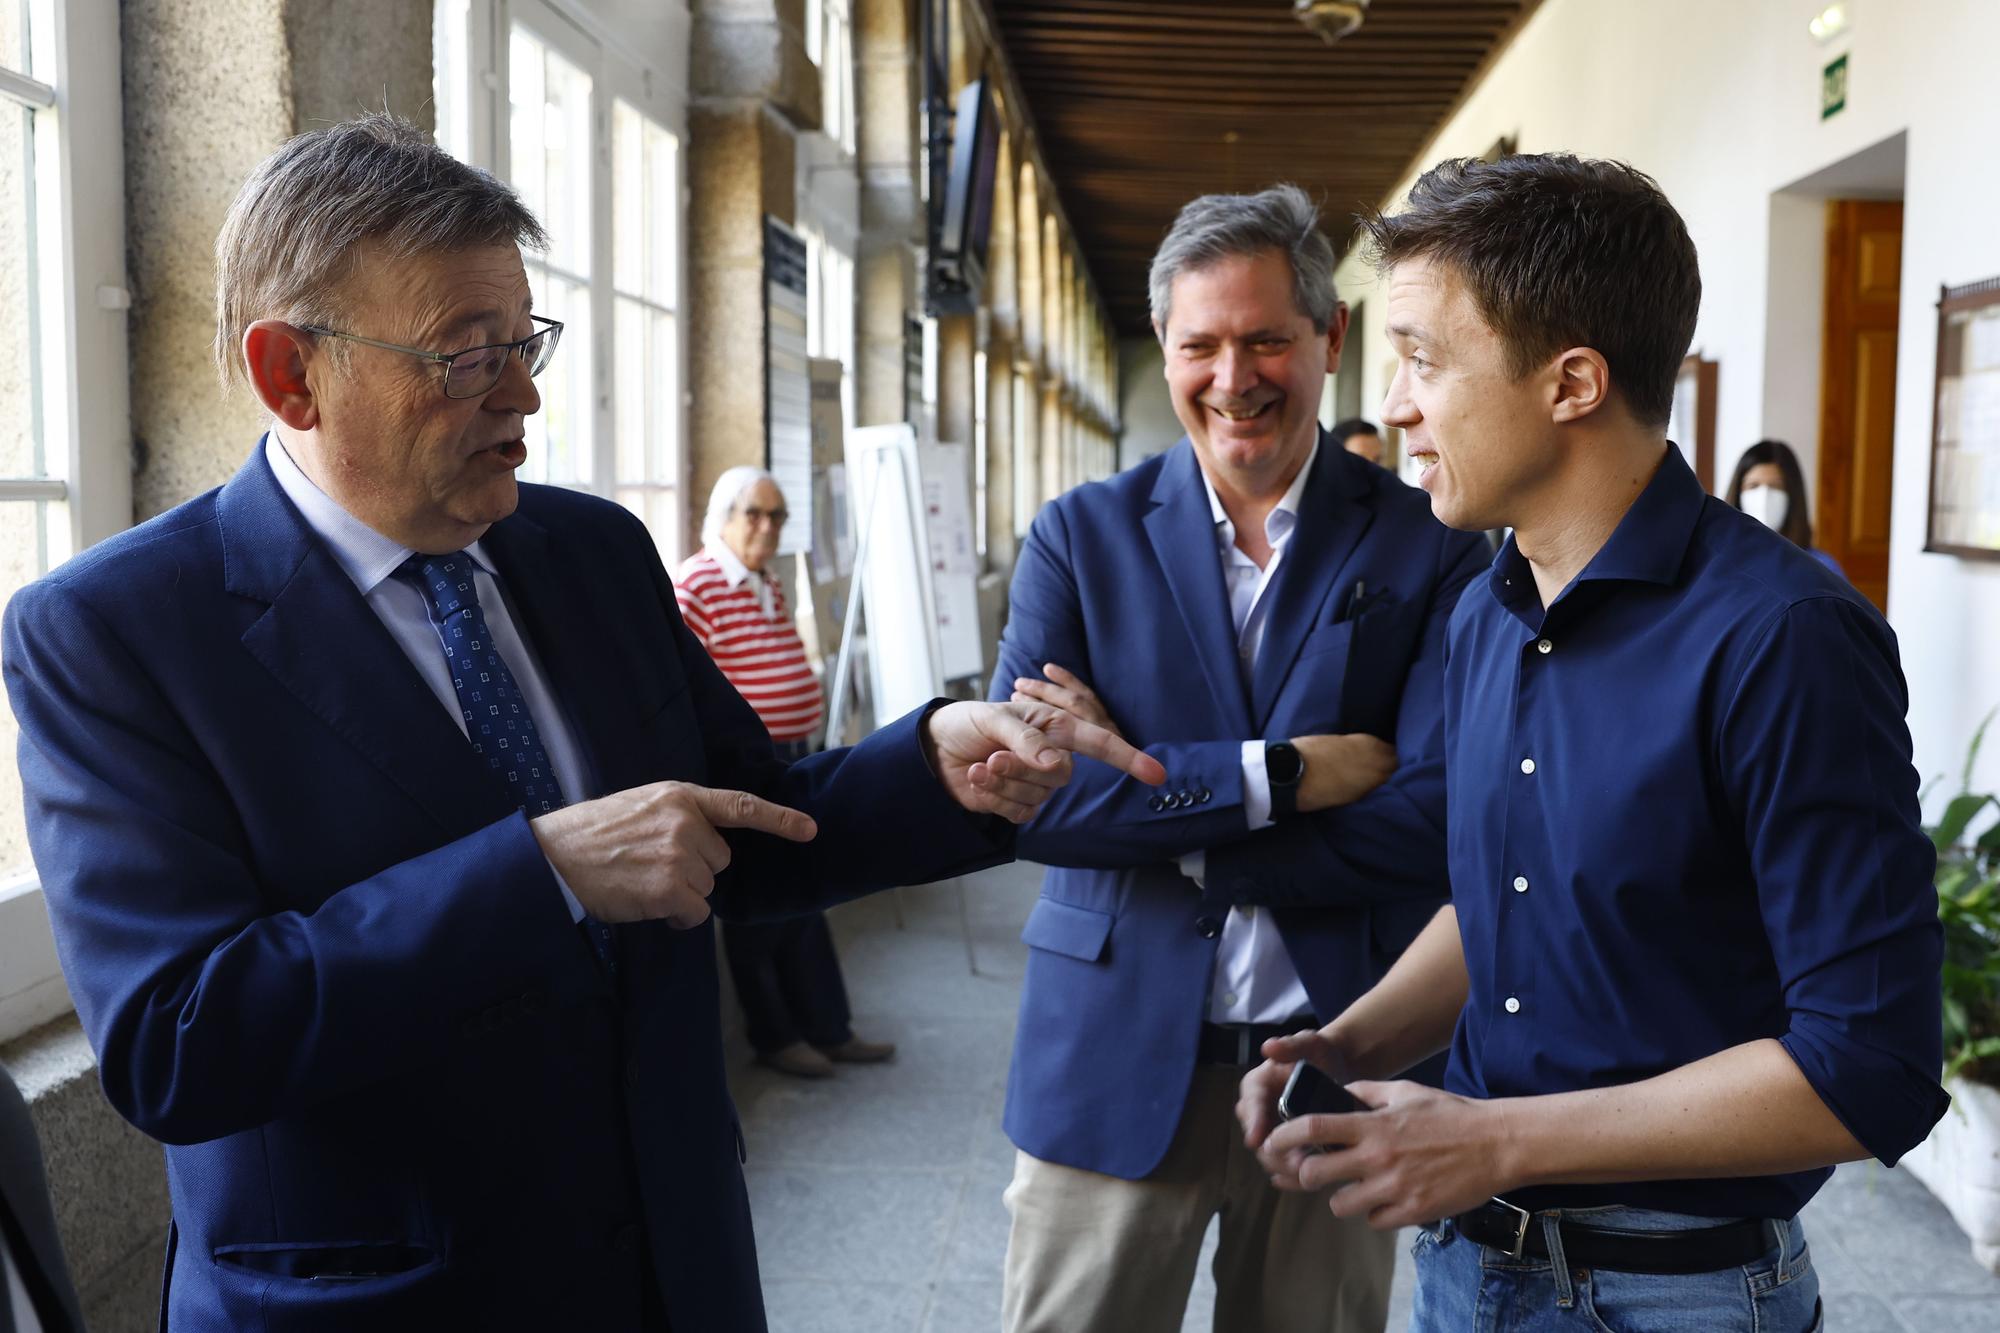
1268,742,1304,785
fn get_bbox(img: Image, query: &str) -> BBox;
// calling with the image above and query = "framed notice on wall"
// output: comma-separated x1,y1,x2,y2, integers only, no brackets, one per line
765,217,813,557
1927,278,2000,560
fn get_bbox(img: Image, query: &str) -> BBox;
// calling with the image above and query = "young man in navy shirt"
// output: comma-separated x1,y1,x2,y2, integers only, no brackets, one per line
1237,154,1948,1332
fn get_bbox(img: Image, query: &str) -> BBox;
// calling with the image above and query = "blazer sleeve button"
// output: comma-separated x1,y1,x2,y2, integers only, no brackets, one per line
1195,916,1222,939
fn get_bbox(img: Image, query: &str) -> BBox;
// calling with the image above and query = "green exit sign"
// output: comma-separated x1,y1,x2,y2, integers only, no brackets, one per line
1822,53,1849,120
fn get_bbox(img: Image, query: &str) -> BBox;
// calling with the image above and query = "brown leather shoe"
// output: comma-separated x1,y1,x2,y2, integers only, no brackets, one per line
814,1037,896,1064
757,1041,836,1078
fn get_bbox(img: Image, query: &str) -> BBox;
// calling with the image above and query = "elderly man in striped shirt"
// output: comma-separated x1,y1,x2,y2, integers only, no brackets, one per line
675,466,894,1079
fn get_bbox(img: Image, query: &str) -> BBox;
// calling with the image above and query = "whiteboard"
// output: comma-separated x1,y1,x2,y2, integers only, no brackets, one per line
846,424,943,726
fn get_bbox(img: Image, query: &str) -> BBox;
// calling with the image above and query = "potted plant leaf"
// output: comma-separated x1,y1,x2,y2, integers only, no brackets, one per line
1901,710,2000,1273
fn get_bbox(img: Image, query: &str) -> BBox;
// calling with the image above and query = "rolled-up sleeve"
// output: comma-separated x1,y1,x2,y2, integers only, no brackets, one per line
1720,595,1950,1164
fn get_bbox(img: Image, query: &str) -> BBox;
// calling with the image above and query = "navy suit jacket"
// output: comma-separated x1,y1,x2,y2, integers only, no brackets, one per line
1,446,1008,1332
991,436,1489,1179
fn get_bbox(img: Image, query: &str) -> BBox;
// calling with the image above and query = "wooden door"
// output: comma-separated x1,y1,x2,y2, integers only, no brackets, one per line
1817,200,1903,611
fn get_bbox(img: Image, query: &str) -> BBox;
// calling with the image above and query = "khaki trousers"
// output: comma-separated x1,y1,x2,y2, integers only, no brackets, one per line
1001,1065,1396,1333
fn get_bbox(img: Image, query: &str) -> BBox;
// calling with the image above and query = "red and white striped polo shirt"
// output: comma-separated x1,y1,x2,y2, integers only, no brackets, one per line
673,546,825,743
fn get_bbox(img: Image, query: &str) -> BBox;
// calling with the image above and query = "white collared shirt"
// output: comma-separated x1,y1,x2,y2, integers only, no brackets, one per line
264,435,591,920
1184,441,1318,1025
705,538,777,617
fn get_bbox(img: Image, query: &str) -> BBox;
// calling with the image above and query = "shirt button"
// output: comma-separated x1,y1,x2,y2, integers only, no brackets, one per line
1222,991,1238,1007
1520,758,1536,775
1537,639,1553,654
1512,876,1529,893
1504,996,1522,1014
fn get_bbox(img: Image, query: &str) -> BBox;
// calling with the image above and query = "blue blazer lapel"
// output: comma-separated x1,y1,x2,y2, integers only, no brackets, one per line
1143,441,1254,738
1247,437,1375,730
218,446,514,834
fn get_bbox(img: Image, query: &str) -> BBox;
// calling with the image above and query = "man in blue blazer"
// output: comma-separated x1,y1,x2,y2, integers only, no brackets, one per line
0,115,1156,1333
991,186,1489,1331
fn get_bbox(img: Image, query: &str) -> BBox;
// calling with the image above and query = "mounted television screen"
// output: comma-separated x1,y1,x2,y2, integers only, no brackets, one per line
934,78,999,311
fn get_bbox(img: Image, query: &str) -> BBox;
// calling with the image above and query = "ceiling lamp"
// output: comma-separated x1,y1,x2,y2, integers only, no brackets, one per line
1294,0,1370,46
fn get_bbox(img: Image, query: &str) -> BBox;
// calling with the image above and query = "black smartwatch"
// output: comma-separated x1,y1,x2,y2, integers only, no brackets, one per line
1265,740,1305,818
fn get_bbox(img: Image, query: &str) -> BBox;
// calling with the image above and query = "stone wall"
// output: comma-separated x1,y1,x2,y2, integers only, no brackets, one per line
124,0,434,521
2,1018,169,1333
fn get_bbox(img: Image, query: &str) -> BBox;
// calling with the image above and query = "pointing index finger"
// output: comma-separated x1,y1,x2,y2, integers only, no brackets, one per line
1057,717,1166,786
690,786,819,842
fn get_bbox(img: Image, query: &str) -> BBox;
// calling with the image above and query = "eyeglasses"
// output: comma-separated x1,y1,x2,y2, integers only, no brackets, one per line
739,505,789,527
300,315,564,399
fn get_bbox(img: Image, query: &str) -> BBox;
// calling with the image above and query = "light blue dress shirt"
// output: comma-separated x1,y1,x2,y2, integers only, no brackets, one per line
1182,441,1319,1024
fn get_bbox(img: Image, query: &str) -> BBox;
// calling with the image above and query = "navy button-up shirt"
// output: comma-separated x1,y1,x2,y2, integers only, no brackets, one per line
1442,445,1948,1220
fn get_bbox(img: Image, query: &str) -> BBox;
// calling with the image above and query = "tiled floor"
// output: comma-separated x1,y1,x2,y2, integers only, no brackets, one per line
729,863,2000,1332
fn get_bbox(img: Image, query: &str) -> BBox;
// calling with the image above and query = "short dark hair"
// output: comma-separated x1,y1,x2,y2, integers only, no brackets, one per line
1330,417,1379,447
1359,154,1700,426
1725,439,1816,550
215,112,548,388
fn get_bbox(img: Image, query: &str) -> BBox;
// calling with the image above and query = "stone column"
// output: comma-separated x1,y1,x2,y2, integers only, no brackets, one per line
936,314,976,446
855,0,919,429
688,0,817,533
125,0,433,520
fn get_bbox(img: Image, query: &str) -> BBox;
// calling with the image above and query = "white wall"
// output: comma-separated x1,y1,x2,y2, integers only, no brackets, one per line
1333,0,2000,801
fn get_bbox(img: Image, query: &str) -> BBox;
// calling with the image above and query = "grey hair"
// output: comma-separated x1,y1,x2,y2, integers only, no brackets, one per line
213,111,548,388
1148,183,1339,336
701,465,781,550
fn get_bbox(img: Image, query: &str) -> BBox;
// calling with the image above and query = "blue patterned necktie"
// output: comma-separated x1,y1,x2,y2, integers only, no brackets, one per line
397,552,615,967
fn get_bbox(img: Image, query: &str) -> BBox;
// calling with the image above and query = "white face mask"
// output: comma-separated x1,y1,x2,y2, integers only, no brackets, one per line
1739,484,1790,533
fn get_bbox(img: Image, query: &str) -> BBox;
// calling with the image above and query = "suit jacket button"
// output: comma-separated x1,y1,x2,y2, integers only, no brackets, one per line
1148,795,1166,812
1176,789,1193,807
1195,916,1222,939
1195,788,1212,804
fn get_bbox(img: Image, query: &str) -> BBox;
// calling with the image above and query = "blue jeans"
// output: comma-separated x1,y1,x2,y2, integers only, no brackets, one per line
1410,1205,1822,1332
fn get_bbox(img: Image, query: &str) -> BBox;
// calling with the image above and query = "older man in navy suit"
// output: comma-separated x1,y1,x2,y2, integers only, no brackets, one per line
1,114,1157,1333
992,185,1489,1332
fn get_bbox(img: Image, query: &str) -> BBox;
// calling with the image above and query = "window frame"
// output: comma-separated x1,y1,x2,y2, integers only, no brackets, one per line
0,0,133,1046
438,0,691,556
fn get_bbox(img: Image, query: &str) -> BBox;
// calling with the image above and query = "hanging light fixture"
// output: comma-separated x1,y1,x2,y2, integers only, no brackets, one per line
1293,0,1370,46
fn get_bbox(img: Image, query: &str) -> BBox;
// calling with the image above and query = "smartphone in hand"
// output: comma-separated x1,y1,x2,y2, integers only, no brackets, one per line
1277,1063,1365,1153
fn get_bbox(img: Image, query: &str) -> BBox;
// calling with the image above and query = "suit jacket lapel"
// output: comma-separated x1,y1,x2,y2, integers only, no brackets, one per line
1144,441,1255,738
1248,437,1375,730
218,447,509,834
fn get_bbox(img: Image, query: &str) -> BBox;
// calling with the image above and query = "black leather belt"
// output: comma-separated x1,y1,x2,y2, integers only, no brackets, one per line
1196,1020,1313,1066
1453,1198,1783,1275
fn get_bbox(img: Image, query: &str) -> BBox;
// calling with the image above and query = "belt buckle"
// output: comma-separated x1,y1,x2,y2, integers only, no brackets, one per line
1491,1196,1533,1260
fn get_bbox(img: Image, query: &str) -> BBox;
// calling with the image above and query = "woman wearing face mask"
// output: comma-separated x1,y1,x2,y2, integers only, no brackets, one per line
1724,439,1844,576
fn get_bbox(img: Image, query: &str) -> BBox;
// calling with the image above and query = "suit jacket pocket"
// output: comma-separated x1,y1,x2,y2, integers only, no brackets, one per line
213,1240,438,1281
1020,898,1113,962
210,1240,450,1333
